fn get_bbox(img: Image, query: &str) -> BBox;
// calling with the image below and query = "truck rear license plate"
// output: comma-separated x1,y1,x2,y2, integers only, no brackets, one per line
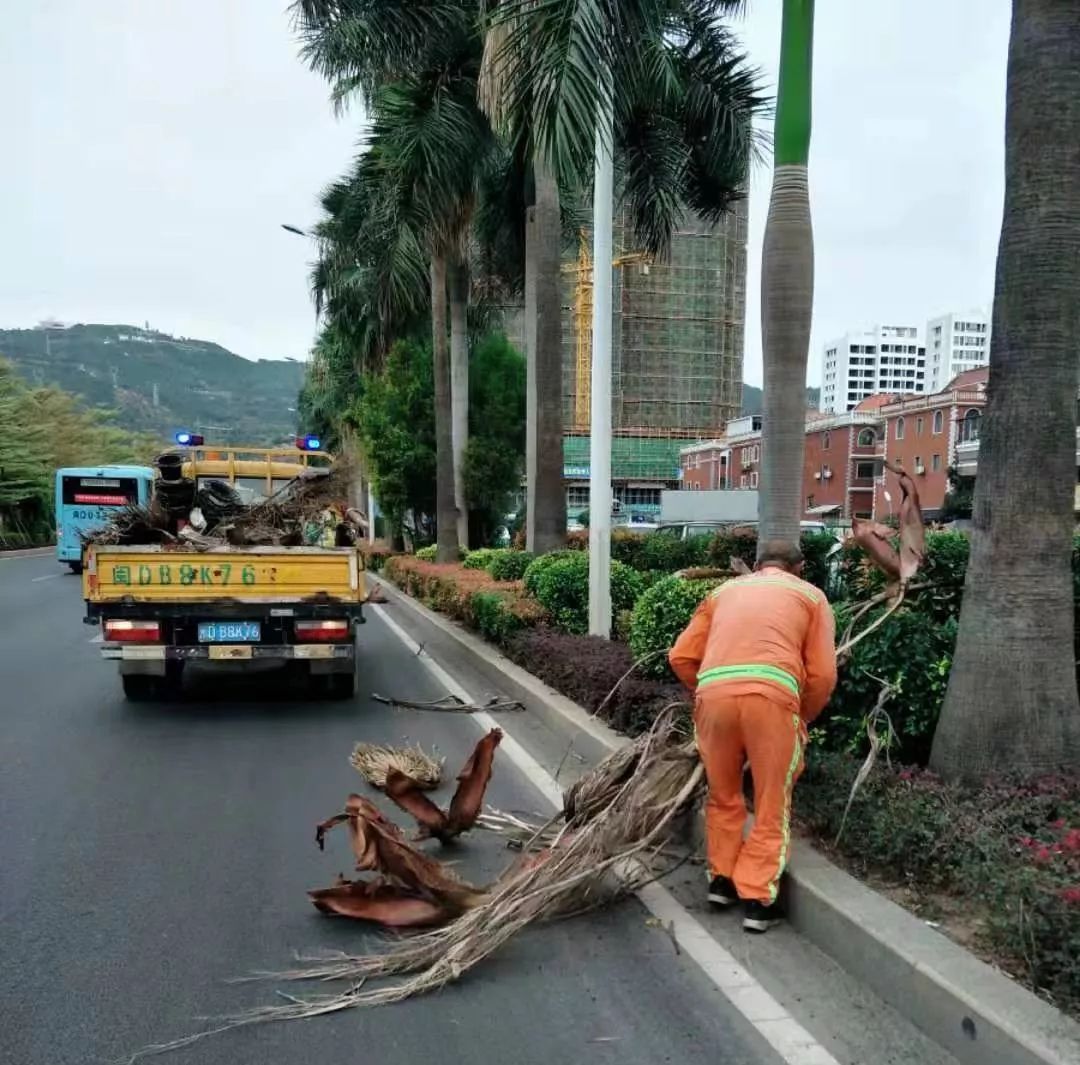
198,621,261,642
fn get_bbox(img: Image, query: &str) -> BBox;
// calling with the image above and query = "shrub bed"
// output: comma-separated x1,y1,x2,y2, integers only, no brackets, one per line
383,556,545,644
798,752,1080,1016
504,628,687,737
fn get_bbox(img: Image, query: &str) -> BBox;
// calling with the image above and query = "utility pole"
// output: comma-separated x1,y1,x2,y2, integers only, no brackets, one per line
588,80,614,638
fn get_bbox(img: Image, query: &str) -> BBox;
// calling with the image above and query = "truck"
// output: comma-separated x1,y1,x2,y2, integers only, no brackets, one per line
81,443,367,701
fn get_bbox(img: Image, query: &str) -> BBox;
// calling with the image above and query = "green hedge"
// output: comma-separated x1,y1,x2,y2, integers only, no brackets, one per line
820,605,958,763
489,550,534,581
528,552,645,635
463,548,501,570
628,574,725,677
415,545,437,562
523,550,578,597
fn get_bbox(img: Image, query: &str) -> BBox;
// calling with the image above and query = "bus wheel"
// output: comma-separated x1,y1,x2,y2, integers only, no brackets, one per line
68,562,83,575
122,675,157,702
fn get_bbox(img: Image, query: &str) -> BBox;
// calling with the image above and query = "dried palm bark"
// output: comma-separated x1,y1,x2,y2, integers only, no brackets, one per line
383,729,503,842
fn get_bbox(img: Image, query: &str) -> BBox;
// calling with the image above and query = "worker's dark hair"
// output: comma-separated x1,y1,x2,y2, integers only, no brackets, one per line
755,539,804,572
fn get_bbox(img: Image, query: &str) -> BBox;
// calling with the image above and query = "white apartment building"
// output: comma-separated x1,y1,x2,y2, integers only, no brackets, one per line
925,309,991,392
819,324,926,414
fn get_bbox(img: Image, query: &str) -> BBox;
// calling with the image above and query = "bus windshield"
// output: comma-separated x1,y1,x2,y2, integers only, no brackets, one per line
55,466,156,569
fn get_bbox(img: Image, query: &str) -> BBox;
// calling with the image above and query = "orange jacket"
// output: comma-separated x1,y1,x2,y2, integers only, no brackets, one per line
669,567,837,722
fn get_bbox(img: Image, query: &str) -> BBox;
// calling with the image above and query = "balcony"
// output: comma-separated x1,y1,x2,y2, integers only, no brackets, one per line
955,429,1080,479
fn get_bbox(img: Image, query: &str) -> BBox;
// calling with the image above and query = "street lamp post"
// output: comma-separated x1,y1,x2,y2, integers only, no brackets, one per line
588,84,614,638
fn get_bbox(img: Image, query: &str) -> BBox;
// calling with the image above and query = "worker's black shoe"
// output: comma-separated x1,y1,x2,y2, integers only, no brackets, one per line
742,899,783,933
707,875,738,907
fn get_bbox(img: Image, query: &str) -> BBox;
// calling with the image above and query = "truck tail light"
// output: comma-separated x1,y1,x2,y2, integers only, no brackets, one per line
104,620,161,643
295,619,349,642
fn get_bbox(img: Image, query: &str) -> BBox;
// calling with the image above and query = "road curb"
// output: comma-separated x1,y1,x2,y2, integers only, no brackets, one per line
369,573,1080,1065
0,546,54,560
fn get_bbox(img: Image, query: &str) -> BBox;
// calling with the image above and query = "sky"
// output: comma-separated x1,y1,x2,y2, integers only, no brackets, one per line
1,2,1011,386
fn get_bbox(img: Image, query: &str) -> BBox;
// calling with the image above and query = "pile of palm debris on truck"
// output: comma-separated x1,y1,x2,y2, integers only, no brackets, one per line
82,451,367,550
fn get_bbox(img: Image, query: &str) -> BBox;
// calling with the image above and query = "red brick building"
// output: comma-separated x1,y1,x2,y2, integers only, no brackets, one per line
874,368,988,517
680,410,886,521
679,373,989,523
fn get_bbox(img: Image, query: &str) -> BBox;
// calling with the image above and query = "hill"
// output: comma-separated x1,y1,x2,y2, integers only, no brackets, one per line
0,323,305,445
741,383,820,415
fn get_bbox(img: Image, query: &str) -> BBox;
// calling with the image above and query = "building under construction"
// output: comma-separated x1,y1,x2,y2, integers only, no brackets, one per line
496,200,748,520
561,202,748,519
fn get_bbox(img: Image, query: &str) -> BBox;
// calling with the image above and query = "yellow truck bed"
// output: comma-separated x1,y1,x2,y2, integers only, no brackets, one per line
83,544,366,604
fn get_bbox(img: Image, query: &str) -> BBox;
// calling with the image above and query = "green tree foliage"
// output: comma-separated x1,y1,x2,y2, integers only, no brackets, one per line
0,359,161,543
463,333,525,541
358,333,526,543
357,339,437,540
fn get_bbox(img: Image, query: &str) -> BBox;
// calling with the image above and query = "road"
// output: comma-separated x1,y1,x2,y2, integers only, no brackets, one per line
1,551,780,1065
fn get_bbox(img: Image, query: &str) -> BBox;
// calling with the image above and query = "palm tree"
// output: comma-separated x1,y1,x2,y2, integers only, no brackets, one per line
294,0,493,559
929,0,1080,780
758,0,814,546
481,0,766,555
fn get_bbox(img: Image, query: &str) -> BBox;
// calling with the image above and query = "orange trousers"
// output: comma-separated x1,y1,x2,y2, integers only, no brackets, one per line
694,688,806,903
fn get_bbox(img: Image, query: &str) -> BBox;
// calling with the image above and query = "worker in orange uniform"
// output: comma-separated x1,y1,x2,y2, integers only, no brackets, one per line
669,540,837,932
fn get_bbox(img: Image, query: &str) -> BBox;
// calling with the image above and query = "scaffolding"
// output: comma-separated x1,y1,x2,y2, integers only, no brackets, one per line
493,198,748,504
561,202,747,449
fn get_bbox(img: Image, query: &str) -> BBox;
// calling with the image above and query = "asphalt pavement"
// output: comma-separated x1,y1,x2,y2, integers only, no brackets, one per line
0,551,779,1065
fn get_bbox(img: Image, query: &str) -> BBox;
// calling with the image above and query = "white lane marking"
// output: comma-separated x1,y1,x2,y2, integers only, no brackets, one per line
31,573,61,583
373,605,841,1065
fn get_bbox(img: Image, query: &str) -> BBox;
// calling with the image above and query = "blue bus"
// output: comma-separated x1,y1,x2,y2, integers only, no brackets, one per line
55,465,156,572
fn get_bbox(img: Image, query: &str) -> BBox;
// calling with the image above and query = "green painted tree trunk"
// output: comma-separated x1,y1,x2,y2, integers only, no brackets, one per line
431,254,461,562
930,0,1080,780
759,0,814,549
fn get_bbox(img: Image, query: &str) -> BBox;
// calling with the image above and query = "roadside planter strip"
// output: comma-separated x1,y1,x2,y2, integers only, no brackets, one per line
371,572,1080,1065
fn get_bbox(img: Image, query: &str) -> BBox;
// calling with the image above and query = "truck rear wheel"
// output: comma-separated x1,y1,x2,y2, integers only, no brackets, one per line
326,671,357,700
68,561,83,575
122,675,158,702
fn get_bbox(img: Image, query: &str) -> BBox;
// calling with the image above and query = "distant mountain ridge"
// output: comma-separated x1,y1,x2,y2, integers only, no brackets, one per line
741,383,820,415
0,323,305,444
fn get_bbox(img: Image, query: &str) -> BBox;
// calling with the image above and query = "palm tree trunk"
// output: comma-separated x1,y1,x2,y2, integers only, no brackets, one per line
449,255,470,549
930,0,1080,780
431,253,460,562
529,152,566,553
759,0,814,548
524,201,539,552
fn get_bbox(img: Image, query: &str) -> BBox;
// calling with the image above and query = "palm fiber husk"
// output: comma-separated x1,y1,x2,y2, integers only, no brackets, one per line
350,742,443,791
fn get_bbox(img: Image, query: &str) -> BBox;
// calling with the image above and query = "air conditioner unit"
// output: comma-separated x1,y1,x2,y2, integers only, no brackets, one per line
915,464,926,475
814,472,822,481
823,470,833,480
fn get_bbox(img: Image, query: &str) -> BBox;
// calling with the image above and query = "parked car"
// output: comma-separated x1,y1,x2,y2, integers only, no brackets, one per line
656,519,833,541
